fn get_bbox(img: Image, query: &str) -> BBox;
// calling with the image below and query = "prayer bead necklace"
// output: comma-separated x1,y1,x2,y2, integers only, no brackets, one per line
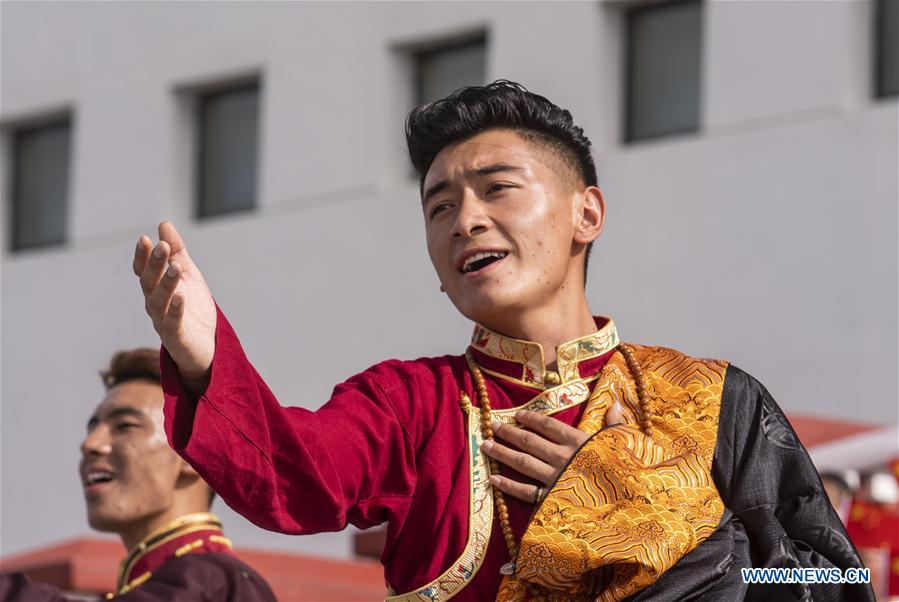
464,343,653,588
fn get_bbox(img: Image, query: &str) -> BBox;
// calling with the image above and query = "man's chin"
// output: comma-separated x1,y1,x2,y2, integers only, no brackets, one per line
86,507,127,534
454,297,519,329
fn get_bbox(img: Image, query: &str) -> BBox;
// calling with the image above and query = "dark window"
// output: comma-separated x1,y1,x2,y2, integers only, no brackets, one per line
415,37,487,106
197,83,260,218
875,0,898,98
10,118,71,250
625,0,703,142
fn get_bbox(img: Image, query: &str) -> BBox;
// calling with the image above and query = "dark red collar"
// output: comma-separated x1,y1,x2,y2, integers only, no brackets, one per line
116,512,233,595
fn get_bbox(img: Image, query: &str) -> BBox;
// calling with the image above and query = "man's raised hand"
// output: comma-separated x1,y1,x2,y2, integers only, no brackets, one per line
133,221,217,392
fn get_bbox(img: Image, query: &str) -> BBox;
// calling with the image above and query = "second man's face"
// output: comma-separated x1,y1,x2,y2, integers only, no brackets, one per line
79,381,184,536
422,128,590,328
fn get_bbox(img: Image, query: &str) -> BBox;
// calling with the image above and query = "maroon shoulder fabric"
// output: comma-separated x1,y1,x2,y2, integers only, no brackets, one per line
0,555,275,602
115,553,275,601
0,573,69,602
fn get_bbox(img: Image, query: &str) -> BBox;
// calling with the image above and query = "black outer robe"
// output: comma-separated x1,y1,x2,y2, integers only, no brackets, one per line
629,365,876,601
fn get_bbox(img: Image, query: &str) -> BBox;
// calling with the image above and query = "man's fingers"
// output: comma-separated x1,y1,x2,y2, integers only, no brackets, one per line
139,241,171,296
146,261,182,319
481,440,555,483
488,475,542,505
161,291,185,337
159,221,188,258
491,420,567,465
133,235,152,276
515,410,588,446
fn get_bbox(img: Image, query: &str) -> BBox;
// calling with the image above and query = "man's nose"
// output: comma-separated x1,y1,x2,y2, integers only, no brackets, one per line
452,192,491,238
80,426,111,457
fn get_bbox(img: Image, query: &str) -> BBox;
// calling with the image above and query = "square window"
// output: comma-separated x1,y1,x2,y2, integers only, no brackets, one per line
875,0,898,98
197,83,260,218
9,118,72,251
625,0,703,142
415,36,487,106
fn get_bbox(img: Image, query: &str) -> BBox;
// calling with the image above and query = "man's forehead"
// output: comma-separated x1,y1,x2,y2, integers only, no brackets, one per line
424,130,537,185
91,381,163,420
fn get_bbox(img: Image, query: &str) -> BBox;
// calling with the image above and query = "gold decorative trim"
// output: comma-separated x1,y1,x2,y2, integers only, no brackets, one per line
470,319,619,387
174,538,205,557
556,324,620,382
385,392,493,602
471,325,545,386
478,366,603,404
118,570,151,595
209,534,233,548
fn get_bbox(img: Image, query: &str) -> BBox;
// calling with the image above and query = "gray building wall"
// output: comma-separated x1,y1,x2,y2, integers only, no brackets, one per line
2,1,896,560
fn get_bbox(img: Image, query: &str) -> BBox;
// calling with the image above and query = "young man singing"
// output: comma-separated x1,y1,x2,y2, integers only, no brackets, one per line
131,82,872,601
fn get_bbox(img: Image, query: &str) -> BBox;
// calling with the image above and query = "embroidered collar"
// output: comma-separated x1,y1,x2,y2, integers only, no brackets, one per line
114,512,233,596
469,317,620,388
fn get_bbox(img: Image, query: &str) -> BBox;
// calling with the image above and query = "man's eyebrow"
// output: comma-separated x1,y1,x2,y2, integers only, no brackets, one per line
473,163,523,177
422,179,451,206
422,163,524,205
89,406,147,428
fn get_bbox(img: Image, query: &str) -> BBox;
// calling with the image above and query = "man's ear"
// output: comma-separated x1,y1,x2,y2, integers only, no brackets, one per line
573,186,605,244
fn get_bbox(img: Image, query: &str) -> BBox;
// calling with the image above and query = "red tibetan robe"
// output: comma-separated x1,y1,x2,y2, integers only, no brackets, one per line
161,306,619,600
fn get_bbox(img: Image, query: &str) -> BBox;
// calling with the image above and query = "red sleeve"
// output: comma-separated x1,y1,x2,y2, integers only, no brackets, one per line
161,305,417,535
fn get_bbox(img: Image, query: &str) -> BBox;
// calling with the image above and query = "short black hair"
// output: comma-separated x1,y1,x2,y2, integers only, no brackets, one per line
100,348,160,390
405,80,598,281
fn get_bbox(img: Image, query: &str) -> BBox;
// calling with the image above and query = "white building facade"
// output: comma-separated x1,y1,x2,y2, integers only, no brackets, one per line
1,1,896,560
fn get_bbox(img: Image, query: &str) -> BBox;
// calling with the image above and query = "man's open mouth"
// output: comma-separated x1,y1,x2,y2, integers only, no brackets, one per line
84,470,116,488
460,251,509,274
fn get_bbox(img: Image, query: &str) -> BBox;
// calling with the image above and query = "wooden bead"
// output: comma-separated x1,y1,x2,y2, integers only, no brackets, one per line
620,344,653,439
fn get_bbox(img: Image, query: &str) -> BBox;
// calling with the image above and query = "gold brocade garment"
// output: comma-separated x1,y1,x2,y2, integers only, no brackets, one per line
497,345,728,601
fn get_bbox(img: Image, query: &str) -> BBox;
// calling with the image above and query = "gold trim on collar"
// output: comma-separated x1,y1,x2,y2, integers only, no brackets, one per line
470,319,619,387
117,512,224,593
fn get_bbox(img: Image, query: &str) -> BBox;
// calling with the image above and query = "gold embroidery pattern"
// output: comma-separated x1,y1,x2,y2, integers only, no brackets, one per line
471,325,546,386
499,346,728,602
491,377,600,422
471,320,618,387
556,326,620,382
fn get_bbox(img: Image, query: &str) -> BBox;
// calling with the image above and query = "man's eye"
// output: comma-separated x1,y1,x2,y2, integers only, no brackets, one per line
430,203,451,218
116,423,139,432
486,183,511,194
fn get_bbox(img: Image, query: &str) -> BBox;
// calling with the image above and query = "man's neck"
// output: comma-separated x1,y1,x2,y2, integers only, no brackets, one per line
480,298,598,370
